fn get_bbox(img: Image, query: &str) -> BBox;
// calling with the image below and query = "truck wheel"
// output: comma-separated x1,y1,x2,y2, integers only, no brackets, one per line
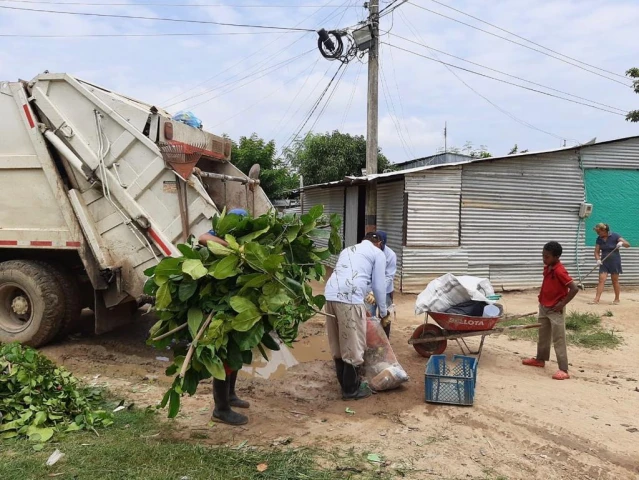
0,260,65,347
35,262,83,339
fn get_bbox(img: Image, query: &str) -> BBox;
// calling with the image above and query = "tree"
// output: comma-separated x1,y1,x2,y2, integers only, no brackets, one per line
438,141,492,158
627,68,639,122
229,134,298,200
285,131,393,186
508,144,528,155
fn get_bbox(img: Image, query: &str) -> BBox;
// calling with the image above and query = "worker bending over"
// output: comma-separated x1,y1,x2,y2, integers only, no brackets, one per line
364,230,397,338
324,232,389,400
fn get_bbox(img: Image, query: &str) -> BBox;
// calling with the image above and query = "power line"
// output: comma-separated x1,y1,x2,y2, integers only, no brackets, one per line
382,42,626,116
389,32,627,113
340,59,363,130
161,0,350,106
407,2,632,88
181,49,315,110
0,4,317,31
385,35,417,149
281,62,346,152
0,31,300,37
209,57,320,129
379,47,416,158
0,0,358,6
307,60,350,133
423,0,628,81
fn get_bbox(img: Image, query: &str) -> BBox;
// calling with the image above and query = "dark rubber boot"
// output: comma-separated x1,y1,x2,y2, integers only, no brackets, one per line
383,323,391,339
334,358,345,388
212,378,248,426
228,371,250,409
342,363,372,400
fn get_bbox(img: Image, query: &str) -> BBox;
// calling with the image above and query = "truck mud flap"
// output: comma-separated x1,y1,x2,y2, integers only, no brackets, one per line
93,290,136,335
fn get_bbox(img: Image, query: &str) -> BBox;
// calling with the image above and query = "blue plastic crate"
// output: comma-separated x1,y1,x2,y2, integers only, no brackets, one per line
424,354,478,406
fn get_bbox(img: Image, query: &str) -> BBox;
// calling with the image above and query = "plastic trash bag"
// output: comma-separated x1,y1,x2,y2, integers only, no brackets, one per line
363,316,409,391
415,274,498,315
172,110,202,129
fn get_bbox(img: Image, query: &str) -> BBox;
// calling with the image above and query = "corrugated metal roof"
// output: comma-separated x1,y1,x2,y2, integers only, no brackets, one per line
298,135,639,191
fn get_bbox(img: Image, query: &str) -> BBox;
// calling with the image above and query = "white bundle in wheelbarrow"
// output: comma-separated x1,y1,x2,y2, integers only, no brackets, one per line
415,273,498,315
363,313,409,391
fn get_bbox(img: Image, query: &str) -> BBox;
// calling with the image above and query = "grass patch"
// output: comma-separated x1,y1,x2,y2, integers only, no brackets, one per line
0,406,382,480
501,311,622,349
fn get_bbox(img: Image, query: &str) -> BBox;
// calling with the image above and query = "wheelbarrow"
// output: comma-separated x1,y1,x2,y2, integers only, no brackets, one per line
408,310,539,361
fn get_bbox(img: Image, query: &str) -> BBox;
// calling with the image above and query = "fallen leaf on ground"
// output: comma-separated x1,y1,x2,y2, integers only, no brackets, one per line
46,449,65,467
257,463,268,472
367,453,382,463
345,407,355,415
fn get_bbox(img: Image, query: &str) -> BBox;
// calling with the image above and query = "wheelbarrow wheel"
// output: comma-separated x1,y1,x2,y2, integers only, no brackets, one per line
411,324,447,358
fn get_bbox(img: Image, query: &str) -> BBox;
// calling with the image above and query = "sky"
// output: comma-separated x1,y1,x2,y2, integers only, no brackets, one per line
1,0,638,163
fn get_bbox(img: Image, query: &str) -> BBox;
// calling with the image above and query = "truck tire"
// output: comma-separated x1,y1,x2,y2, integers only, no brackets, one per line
34,262,83,339
0,260,65,347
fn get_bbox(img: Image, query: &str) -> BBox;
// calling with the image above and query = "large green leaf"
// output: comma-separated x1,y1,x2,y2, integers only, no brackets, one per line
285,225,301,243
308,204,324,220
213,255,239,279
229,296,258,314
237,273,269,288
307,228,331,239
182,259,208,280
178,278,198,302
168,390,181,418
231,310,263,332
154,257,184,277
26,426,54,443
261,331,281,351
177,243,199,259
215,212,242,237
207,241,233,257
199,347,225,380
187,307,204,337
232,322,265,351
155,283,172,310
263,254,285,273
238,226,270,244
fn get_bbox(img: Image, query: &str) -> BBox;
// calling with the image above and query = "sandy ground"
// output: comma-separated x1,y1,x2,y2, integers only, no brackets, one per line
41,285,639,480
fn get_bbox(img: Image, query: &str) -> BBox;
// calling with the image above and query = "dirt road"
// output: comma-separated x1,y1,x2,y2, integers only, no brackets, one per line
42,287,639,479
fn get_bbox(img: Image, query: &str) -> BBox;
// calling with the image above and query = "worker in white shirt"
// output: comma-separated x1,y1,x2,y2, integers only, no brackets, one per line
365,230,397,338
324,232,389,400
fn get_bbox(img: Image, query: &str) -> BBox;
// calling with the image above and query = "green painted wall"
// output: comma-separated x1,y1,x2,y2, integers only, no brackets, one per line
584,169,639,246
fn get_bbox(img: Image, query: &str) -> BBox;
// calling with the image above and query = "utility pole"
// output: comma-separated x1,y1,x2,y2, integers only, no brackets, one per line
444,121,448,153
365,0,379,233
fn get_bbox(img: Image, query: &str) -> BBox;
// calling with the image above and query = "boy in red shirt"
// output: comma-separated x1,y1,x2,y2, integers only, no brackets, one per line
523,241,579,380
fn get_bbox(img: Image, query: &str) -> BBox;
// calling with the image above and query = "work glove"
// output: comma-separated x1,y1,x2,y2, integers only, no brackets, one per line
596,260,602,266
617,241,624,249
380,312,392,327
365,292,376,305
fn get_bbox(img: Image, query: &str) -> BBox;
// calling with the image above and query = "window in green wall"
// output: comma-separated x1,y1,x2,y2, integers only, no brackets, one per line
584,169,639,246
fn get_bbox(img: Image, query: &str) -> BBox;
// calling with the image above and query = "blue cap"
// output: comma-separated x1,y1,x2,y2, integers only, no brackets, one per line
377,230,387,250
228,208,248,216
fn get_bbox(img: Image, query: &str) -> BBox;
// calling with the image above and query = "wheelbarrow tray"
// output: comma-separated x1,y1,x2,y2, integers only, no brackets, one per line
428,311,499,332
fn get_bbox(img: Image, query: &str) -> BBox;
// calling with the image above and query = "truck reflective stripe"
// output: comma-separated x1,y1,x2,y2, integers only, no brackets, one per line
0,240,18,246
149,228,172,256
30,241,53,246
23,104,35,128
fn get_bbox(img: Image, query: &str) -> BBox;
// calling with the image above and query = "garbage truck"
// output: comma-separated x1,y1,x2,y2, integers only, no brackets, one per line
0,72,272,347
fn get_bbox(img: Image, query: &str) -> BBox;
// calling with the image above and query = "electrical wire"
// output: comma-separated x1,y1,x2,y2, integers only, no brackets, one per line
389,32,627,113
397,10,576,144
209,57,320,129
0,4,317,31
181,49,315,110
407,2,632,88
270,58,321,138
382,42,626,116
307,60,349,133
379,48,416,159
423,0,629,81
0,0,359,6
280,62,346,152
340,59,363,130
161,0,350,106
385,34,417,148
0,31,300,37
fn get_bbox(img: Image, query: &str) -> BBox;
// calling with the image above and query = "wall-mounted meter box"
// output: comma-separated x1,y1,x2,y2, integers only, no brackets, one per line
579,202,593,218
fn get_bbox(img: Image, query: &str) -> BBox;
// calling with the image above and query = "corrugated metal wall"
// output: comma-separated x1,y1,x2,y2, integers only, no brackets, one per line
377,180,405,291
461,152,585,290
405,167,461,247
401,249,469,294
302,187,344,267
344,186,359,247
580,137,639,169
579,137,639,285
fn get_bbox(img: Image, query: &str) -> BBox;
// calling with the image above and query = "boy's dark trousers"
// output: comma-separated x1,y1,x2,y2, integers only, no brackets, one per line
537,305,569,371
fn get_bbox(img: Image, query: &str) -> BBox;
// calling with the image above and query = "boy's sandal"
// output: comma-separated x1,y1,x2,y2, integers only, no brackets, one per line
522,358,545,368
552,370,570,380
587,301,599,305
610,300,620,305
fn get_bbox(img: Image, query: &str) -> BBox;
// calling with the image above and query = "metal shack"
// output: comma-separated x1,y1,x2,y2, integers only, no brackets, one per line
299,136,639,293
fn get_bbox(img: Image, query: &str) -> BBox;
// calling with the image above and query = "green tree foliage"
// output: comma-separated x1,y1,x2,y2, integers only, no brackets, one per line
230,134,298,200
285,131,393,186
627,68,639,122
